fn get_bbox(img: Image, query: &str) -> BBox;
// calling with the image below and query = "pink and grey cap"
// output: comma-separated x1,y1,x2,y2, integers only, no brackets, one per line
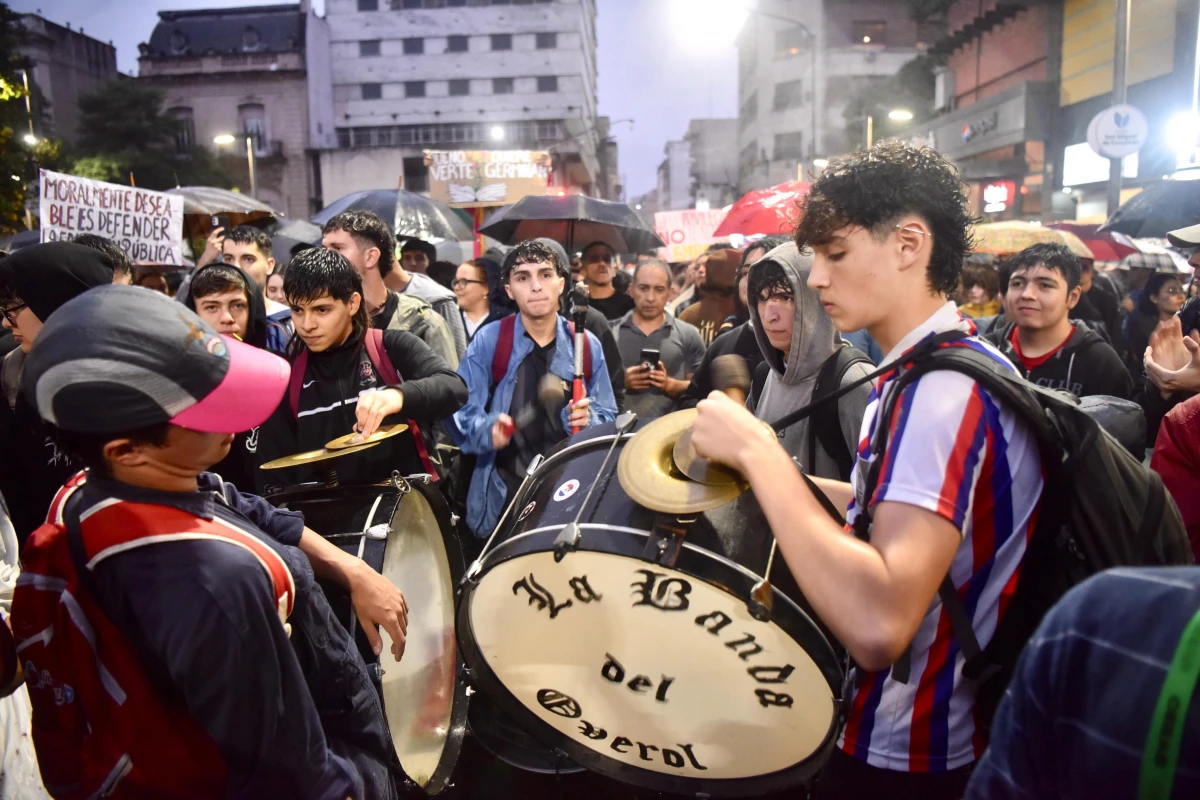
21,284,290,435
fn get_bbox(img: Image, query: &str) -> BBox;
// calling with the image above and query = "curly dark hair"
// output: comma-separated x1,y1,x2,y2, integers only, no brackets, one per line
998,243,1081,294
795,141,977,296
322,210,397,277
501,240,564,283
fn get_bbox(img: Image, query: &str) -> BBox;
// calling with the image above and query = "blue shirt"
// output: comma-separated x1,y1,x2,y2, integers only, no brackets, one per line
968,567,1200,799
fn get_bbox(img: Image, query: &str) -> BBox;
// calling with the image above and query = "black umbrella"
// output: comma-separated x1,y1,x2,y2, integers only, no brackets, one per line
311,189,472,244
269,218,322,264
1100,179,1200,239
0,229,40,253
479,195,666,253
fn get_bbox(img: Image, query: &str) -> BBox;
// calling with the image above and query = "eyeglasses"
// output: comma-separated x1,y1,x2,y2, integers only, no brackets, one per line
1,302,27,326
1162,285,1186,296
452,278,487,290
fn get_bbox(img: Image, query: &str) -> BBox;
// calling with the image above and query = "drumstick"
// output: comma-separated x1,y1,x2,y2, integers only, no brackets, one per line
499,375,568,438
712,354,751,405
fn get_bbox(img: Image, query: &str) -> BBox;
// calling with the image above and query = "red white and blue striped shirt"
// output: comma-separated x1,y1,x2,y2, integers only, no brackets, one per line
838,302,1044,773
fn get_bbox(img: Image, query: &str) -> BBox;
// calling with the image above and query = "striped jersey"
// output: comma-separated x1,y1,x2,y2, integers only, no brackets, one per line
838,302,1044,772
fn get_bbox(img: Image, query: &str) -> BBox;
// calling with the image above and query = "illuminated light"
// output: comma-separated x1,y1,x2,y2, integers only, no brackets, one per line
22,133,37,145
635,204,642,210
888,109,914,121
489,125,505,141
813,158,829,168
557,191,566,196
983,181,1014,213
862,36,871,43
669,0,750,51
1020,185,1029,195
789,48,799,55
213,134,236,145
1063,187,1073,194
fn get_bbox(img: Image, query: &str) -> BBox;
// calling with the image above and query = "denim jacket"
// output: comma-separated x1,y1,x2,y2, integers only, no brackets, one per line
451,314,617,536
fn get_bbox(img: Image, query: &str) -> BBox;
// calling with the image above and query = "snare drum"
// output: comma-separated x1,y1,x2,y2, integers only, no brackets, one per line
271,475,468,796
457,422,843,798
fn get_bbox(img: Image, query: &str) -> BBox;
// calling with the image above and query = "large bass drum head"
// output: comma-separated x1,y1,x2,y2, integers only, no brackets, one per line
458,529,841,797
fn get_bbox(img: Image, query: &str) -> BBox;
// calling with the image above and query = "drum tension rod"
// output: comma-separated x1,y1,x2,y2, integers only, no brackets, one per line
553,411,638,562
747,539,779,623
466,454,546,584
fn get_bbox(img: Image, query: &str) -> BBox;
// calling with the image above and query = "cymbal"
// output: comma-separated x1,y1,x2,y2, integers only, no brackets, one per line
672,428,742,486
259,441,381,470
325,423,409,451
617,409,746,515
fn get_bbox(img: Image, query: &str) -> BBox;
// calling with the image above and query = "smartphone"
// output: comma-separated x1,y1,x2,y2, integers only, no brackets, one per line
211,215,232,231
639,348,661,370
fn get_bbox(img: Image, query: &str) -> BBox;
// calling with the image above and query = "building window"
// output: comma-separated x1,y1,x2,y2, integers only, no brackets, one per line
491,0,511,4
772,79,804,111
239,103,269,156
241,27,261,52
403,37,424,55
447,35,468,52
537,76,557,93
357,0,378,10
422,0,446,6
401,0,421,7
536,32,557,49
359,40,381,57
362,83,382,100
774,132,804,159
405,81,426,98
448,0,467,5
449,79,470,96
775,26,807,58
169,30,189,54
403,156,429,191
491,34,512,51
739,92,757,130
852,21,886,46
493,77,514,94
169,107,194,152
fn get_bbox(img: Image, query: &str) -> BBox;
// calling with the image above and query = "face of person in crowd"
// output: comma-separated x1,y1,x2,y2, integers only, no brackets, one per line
967,282,991,305
1007,264,1081,332
107,424,234,480
632,264,670,322
506,261,564,321
138,274,169,295
401,249,430,274
1,299,41,353
322,228,377,276
453,263,490,311
1078,260,1094,294
1152,277,1186,317
739,246,769,306
581,243,617,287
290,290,361,353
222,241,275,289
194,289,250,340
757,287,796,356
266,273,285,303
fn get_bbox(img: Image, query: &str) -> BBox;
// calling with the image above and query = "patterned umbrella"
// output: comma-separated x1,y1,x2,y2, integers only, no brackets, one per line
971,221,1095,259
713,180,810,237
311,189,472,244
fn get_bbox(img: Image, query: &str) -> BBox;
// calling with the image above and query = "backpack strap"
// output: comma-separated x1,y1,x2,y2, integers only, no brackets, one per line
365,328,439,481
492,315,516,387
806,347,871,478
288,349,309,419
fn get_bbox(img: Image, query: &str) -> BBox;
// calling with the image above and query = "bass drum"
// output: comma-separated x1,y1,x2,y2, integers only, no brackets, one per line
271,475,468,796
457,421,843,798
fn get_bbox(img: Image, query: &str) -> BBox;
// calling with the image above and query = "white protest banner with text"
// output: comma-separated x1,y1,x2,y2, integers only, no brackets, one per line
654,209,728,262
39,170,185,264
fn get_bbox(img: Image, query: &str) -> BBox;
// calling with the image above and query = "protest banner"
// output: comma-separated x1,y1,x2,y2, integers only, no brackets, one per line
38,170,185,265
425,150,551,208
654,208,729,262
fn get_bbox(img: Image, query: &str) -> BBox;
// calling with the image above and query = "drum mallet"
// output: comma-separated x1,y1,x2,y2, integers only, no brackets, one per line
712,354,751,404
569,280,590,435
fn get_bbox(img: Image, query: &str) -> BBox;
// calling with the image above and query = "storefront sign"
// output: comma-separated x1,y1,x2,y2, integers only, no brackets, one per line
38,169,184,264
982,180,1016,214
961,111,999,143
1087,104,1149,159
898,82,1052,162
425,150,551,209
654,209,728,262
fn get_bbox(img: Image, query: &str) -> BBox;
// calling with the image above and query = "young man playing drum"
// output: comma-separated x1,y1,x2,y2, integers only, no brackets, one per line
12,286,421,798
691,142,1043,799
452,240,618,538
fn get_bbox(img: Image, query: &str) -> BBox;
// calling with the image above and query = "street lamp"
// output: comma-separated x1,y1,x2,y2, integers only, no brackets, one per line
22,133,37,146
214,133,257,198
489,125,506,142
864,107,914,149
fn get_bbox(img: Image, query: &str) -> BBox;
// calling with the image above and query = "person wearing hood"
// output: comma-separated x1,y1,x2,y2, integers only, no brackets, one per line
746,241,873,481
183,262,274,490
984,244,1133,400
0,242,113,543
680,248,740,345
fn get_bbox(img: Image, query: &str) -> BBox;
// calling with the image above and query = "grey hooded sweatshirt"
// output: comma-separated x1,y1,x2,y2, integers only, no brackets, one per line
748,242,873,481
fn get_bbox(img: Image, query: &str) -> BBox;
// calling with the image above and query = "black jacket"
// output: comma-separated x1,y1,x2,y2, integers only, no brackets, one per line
985,321,1134,400
1071,285,1124,354
258,328,467,490
677,323,765,410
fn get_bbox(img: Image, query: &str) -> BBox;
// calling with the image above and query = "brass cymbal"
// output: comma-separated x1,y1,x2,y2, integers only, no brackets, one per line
672,428,742,486
259,441,381,470
325,423,409,451
617,409,746,515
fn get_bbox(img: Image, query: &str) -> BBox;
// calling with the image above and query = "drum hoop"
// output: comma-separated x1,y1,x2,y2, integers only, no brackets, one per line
457,524,843,797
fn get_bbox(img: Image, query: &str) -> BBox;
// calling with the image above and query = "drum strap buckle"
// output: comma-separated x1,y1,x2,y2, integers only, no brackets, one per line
643,517,689,567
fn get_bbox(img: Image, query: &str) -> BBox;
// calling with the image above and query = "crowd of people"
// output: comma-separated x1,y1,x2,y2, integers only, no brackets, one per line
0,139,1196,799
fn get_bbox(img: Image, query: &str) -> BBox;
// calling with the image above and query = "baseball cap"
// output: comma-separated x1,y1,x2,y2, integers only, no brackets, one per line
1167,223,1200,248
22,284,289,435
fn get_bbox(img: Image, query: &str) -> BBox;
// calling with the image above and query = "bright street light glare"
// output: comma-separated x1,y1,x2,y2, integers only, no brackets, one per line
213,134,236,145
22,133,37,145
635,204,642,210
670,0,749,51
813,158,829,168
1167,112,1200,153
888,109,914,121
490,125,505,141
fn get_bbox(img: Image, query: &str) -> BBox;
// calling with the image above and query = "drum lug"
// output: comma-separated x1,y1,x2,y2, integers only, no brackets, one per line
365,523,391,541
643,521,687,567
463,559,482,584
552,522,581,562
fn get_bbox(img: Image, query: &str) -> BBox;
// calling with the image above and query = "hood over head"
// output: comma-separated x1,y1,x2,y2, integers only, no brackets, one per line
0,242,113,322
184,261,269,350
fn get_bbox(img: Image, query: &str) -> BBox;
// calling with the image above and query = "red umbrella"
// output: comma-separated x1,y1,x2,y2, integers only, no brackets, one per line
1045,222,1139,263
713,180,811,237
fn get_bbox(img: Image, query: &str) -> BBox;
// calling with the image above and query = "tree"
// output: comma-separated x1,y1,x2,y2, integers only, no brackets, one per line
71,79,233,191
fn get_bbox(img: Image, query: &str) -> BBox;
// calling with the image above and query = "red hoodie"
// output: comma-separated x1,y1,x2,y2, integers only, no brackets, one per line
1151,393,1200,559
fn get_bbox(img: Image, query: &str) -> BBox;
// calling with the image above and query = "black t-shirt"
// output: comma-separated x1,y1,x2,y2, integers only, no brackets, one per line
495,333,568,497
372,291,400,329
589,291,636,322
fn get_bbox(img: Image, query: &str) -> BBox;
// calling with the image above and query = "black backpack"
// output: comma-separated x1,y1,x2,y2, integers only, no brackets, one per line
772,332,1192,729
